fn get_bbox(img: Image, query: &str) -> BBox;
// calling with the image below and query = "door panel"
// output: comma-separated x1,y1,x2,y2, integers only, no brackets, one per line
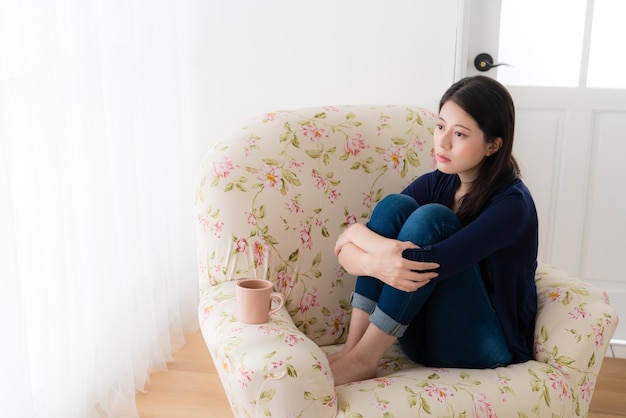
583,112,626,279
512,108,564,263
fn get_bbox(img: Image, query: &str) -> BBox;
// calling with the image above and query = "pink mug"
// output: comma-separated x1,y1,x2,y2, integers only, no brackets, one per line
236,279,285,324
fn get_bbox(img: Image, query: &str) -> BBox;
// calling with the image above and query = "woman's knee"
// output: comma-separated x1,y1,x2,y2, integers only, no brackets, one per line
367,194,420,237
398,203,462,245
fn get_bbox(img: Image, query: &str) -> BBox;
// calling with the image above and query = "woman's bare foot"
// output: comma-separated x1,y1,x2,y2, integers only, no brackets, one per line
327,347,348,364
330,351,378,386
329,322,397,386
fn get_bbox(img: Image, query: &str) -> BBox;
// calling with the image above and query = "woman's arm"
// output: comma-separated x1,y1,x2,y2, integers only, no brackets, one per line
335,223,439,292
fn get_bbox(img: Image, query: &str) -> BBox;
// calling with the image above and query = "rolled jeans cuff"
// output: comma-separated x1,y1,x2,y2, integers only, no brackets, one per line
370,306,409,337
352,292,409,337
351,292,376,314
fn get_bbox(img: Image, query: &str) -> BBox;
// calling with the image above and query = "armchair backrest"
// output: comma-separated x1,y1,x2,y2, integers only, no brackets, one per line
194,105,437,346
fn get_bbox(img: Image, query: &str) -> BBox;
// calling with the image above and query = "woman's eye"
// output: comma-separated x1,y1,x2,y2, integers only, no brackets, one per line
454,131,466,138
436,124,443,130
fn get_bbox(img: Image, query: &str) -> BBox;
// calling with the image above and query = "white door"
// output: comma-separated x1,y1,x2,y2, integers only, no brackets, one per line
460,0,626,356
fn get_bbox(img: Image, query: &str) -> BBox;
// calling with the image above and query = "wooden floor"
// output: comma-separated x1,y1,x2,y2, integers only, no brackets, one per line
136,332,626,417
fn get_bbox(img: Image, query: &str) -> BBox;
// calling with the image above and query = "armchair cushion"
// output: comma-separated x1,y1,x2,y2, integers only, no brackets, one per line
195,105,618,417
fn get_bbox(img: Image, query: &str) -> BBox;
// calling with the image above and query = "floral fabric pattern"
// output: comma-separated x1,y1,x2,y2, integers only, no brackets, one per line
195,105,618,417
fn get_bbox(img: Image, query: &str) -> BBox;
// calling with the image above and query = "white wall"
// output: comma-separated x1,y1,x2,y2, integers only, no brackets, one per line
183,0,462,163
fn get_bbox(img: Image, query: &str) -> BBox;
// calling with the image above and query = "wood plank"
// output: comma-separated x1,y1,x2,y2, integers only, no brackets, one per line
135,332,232,418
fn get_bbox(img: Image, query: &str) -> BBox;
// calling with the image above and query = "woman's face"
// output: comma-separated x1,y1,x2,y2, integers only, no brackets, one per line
434,100,501,183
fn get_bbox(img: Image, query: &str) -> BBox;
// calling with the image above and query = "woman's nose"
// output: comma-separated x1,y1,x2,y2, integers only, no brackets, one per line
438,131,451,149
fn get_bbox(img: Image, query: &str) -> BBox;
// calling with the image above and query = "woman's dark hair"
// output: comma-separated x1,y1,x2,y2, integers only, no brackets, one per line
439,75,521,225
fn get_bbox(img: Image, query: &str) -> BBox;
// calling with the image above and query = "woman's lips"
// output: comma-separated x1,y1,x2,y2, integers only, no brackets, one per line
436,153,450,163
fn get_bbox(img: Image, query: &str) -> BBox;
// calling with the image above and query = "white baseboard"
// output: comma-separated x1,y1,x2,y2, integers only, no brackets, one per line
607,339,626,359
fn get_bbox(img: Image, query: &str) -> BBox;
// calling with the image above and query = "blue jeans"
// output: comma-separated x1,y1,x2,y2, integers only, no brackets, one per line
352,194,512,368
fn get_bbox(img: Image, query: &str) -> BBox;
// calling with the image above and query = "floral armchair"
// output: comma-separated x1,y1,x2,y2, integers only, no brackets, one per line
194,105,618,417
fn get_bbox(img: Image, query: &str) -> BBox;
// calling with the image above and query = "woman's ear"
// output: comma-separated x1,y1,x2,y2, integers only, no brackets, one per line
486,137,503,156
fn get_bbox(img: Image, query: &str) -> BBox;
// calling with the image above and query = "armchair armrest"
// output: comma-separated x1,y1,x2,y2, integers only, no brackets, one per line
199,281,337,418
533,263,618,412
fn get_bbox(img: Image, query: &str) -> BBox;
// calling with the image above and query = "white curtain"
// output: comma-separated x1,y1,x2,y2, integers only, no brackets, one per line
0,1,203,416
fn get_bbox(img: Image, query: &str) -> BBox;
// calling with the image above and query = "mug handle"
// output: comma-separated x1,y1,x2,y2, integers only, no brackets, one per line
268,292,285,316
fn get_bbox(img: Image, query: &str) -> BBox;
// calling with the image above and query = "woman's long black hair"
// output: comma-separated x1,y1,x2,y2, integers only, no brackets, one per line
439,75,521,225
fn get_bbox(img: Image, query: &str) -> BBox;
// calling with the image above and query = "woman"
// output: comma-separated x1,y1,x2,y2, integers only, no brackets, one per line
329,76,538,386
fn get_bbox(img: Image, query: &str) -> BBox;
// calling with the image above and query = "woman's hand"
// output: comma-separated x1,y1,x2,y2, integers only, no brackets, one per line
363,240,438,292
335,223,439,292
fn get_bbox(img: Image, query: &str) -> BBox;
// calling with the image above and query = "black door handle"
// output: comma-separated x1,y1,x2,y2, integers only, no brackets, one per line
474,53,509,72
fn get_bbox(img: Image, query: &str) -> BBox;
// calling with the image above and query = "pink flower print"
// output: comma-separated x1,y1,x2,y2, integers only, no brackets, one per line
302,124,329,142
213,221,224,238
362,192,373,209
344,133,370,157
284,333,304,346
345,214,357,226
314,359,330,377
244,136,259,156
197,214,210,232
276,270,294,293
256,164,281,191
496,375,510,386
550,362,571,381
424,384,454,403
602,291,610,305
411,137,426,152
265,112,278,121
258,326,281,335
376,115,390,136
328,188,341,203
580,379,594,402
534,340,545,354
374,378,393,387
213,156,239,178
324,307,347,338
498,387,507,402
253,239,268,266
548,372,570,402
591,324,605,347
289,159,304,172
472,393,496,418
326,392,337,408
245,211,258,226
271,360,284,369
311,169,328,190
546,287,566,303
324,106,340,112
238,368,254,388
300,222,312,249
371,398,390,412
236,237,248,253
568,305,590,320
430,148,437,169
420,109,437,119
298,287,319,314
383,145,406,172
285,198,303,214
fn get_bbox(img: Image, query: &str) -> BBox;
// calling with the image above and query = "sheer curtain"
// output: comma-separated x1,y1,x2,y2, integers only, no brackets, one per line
0,1,203,416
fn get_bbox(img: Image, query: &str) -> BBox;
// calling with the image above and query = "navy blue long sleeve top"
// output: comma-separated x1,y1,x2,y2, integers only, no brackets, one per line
401,170,538,363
